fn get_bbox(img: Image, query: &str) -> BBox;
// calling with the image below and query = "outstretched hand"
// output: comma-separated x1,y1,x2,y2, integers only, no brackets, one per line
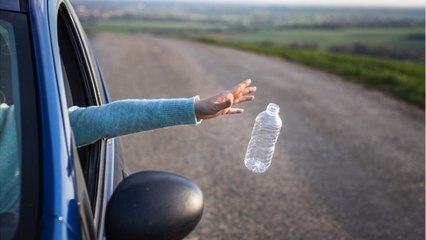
194,79,256,120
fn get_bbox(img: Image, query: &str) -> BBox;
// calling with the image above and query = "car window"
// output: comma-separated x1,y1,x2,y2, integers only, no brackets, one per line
0,20,21,229
57,4,104,212
0,11,39,240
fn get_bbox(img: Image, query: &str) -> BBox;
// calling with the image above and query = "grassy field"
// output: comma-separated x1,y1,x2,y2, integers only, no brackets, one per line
83,19,425,107
181,36,425,107
83,20,424,58
223,27,425,51
79,4,424,108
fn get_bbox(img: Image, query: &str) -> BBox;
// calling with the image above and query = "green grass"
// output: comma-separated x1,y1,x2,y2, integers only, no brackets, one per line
82,19,425,107
82,18,424,53
84,19,424,62
223,27,425,51
182,36,425,107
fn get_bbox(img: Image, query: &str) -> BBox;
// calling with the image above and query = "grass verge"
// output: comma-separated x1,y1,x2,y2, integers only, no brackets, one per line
181,35,425,108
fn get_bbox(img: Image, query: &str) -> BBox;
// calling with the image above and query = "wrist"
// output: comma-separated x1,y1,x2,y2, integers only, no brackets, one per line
193,96,203,123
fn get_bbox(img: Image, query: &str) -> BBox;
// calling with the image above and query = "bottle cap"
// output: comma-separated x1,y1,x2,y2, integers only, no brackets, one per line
266,103,280,115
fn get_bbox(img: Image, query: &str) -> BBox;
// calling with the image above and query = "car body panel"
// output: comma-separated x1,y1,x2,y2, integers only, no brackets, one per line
28,0,82,238
0,0,120,237
25,0,119,238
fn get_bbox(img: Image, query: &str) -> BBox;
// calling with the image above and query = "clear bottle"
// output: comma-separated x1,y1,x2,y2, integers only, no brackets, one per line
244,103,282,173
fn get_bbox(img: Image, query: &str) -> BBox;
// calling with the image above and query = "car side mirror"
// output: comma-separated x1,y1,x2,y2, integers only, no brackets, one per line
105,171,203,240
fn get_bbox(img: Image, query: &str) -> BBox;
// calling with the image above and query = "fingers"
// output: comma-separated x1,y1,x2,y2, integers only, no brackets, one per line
237,79,252,88
231,79,252,92
219,79,256,107
227,80,255,106
242,79,252,87
238,95,255,103
226,108,244,114
230,79,256,95
243,86,257,95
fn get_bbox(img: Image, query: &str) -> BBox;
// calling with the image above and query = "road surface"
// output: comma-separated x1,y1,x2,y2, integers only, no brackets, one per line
91,33,425,240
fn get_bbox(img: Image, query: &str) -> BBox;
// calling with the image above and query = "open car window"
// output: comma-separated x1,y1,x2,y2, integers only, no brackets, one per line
57,3,104,214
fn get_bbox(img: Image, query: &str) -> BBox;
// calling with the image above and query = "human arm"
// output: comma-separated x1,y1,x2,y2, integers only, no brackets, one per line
0,104,20,212
69,79,256,147
69,97,199,147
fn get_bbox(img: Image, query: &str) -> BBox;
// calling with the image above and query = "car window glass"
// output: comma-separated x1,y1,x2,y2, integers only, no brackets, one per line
0,18,22,240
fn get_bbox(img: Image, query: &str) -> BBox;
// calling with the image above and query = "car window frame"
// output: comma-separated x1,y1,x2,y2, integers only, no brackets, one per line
56,2,109,235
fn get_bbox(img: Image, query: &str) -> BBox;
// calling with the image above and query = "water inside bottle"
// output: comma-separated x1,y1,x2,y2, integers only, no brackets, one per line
245,158,269,173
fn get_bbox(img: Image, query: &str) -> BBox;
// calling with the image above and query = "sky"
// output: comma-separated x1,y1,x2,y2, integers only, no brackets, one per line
153,0,425,7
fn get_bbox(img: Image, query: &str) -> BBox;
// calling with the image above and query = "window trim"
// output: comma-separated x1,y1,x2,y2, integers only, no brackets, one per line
57,4,108,233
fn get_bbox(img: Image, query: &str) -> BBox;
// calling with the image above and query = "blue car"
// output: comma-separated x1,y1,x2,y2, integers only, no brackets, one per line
0,0,203,239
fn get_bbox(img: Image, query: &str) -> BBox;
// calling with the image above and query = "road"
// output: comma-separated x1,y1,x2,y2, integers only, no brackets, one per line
91,32,425,240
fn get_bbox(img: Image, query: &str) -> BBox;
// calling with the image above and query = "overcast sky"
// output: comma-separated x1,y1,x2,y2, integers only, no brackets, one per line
154,0,424,7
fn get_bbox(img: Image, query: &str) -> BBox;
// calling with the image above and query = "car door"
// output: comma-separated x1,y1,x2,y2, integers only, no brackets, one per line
55,1,119,238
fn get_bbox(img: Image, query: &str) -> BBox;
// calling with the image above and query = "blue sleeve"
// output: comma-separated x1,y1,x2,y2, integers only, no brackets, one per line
69,97,201,147
0,104,20,212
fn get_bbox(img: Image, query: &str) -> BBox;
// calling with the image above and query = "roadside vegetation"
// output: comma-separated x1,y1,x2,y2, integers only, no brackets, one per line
181,36,425,107
76,1,425,107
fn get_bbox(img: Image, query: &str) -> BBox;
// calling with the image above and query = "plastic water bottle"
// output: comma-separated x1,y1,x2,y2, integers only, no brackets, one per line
244,103,282,173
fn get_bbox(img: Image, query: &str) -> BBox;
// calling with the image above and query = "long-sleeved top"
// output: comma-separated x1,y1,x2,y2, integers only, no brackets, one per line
0,97,200,213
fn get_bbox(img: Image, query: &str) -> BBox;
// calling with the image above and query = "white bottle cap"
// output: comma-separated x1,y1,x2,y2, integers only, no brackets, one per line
266,103,280,115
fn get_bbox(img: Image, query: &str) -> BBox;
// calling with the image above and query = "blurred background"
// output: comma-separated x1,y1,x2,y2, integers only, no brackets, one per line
75,0,425,106
72,0,424,239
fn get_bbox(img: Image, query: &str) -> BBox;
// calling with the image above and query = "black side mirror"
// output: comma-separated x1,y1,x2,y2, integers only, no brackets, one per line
105,171,203,240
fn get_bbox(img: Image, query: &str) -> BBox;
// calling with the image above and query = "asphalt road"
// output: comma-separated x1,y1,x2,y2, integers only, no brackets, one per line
91,33,425,240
